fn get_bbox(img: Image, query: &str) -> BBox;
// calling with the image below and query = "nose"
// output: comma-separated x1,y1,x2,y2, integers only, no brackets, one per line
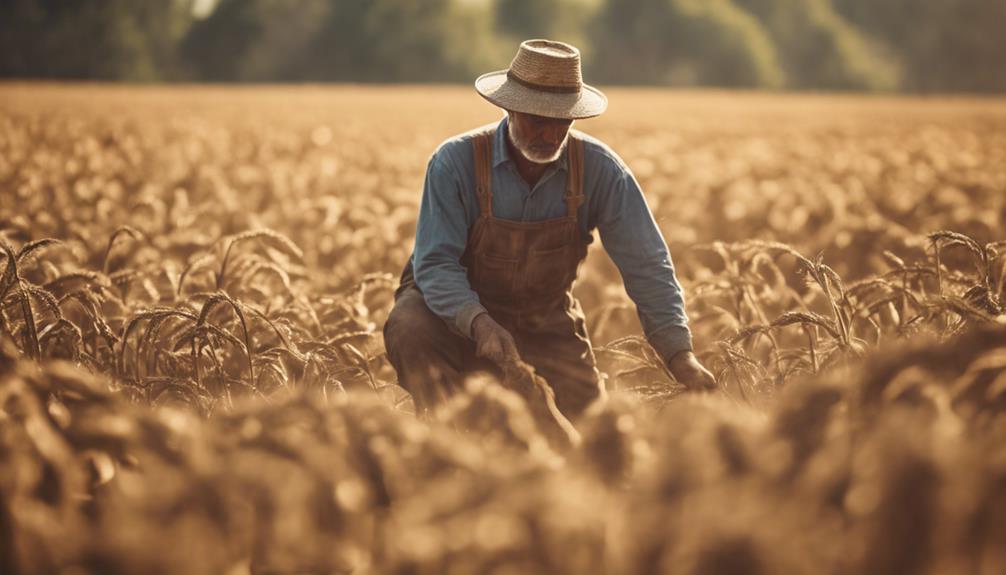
542,123,567,145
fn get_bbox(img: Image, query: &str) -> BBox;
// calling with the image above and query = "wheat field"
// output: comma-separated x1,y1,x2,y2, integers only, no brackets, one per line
2,84,1006,575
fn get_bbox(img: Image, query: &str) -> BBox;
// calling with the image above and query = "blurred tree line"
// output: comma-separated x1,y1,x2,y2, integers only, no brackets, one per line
0,0,1003,92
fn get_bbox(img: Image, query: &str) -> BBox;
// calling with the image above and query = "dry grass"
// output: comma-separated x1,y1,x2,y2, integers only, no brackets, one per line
1,85,1006,574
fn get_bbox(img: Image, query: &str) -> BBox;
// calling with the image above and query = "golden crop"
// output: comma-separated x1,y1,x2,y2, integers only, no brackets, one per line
1,85,1005,574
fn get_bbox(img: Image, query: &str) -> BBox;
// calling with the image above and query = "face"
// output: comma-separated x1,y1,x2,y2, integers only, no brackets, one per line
506,110,574,164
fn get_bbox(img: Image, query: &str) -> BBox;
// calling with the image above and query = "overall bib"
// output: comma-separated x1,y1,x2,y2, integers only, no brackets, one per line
384,126,604,420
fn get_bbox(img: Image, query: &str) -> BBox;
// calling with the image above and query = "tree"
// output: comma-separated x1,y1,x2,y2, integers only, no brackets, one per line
591,0,784,88
0,0,193,80
737,0,898,91
181,0,506,83
835,0,1006,93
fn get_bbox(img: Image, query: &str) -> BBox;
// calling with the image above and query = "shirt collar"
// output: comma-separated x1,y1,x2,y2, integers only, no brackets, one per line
493,115,568,172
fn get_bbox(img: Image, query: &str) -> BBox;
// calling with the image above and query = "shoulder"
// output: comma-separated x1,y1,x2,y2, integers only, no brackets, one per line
429,121,497,173
570,129,633,176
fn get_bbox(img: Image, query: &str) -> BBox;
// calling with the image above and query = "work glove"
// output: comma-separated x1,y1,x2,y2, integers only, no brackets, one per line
472,313,520,364
471,316,578,449
668,350,717,392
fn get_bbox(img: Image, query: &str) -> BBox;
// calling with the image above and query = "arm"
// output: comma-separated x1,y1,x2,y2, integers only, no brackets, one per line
593,156,715,390
594,164,692,362
412,153,488,338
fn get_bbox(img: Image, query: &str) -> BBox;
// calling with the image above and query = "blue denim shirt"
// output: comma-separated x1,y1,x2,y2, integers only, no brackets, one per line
409,115,692,363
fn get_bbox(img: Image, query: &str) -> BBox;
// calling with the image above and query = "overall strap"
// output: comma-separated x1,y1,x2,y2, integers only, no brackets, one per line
472,129,494,218
564,133,585,220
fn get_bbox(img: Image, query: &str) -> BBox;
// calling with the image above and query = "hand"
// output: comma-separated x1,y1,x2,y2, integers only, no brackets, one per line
668,350,717,392
472,313,520,364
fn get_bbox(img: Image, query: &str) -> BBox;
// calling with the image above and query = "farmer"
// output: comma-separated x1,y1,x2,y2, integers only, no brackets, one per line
384,39,716,420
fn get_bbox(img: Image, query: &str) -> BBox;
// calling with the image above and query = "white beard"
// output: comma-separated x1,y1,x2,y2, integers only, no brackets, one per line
507,120,568,164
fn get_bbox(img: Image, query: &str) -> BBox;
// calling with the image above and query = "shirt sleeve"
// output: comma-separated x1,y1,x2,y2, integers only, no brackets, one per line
412,152,488,338
593,156,693,364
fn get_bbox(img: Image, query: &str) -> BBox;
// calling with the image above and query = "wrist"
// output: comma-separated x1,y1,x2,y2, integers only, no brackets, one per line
471,311,488,327
457,301,489,339
471,311,498,339
648,326,693,367
668,350,694,365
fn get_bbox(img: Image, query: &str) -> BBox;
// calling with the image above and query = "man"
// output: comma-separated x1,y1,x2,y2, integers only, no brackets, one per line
384,39,716,421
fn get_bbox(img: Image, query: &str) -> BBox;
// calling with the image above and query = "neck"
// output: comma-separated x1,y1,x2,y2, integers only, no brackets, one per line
505,130,551,188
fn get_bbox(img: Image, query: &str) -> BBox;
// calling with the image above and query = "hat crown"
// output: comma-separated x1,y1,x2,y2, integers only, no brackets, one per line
508,39,582,93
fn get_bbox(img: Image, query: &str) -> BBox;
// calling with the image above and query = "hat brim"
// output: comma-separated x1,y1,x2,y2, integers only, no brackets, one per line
474,70,607,120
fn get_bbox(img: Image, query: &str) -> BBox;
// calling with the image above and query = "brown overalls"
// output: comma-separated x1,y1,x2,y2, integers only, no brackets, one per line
384,126,604,420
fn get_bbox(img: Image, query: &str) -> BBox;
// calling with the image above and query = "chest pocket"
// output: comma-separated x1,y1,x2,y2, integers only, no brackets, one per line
471,252,519,297
524,226,584,295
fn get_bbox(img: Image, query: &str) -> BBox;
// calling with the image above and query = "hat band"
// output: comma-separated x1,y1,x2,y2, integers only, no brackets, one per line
506,70,580,94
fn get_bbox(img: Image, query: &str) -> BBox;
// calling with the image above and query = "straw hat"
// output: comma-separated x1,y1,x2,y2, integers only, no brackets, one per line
475,39,607,120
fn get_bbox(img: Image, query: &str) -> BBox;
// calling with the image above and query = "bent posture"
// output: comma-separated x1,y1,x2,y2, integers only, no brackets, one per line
384,39,716,421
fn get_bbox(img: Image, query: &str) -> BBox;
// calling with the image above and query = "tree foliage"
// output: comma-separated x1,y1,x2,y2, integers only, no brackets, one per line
834,0,1006,93
591,0,785,88
737,0,898,90
180,0,506,82
0,0,1003,92
0,0,192,80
